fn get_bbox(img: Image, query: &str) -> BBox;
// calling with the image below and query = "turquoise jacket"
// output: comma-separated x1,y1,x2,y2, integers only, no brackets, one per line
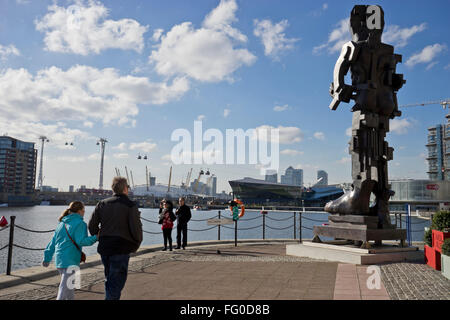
43,213,97,268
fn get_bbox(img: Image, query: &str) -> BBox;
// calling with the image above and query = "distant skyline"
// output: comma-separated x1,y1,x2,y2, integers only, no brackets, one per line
1,0,449,193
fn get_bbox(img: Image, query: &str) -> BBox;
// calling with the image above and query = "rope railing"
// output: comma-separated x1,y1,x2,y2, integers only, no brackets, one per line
140,216,160,224
190,215,218,222
15,224,55,233
301,216,328,223
13,244,47,251
222,224,263,231
188,226,217,232
0,244,8,251
266,224,294,231
143,230,162,235
265,216,293,222
239,215,262,221
0,225,9,232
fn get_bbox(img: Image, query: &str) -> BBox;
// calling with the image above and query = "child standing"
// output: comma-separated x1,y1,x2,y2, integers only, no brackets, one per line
42,201,98,300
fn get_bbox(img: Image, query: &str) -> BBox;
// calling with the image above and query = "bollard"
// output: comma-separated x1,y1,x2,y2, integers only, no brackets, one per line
293,212,296,240
6,216,15,275
218,210,221,241
262,213,265,240
299,212,302,243
234,219,237,247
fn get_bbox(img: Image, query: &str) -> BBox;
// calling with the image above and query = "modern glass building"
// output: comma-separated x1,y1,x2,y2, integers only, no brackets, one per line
280,166,303,186
390,179,450,212
316,170,328,186
426,113,450,180
0,136,37,205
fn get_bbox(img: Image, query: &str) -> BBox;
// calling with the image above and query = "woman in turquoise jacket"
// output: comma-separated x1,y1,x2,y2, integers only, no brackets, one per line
43,201,98,300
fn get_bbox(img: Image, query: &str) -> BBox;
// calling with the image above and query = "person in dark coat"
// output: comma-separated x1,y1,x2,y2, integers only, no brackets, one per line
161,200,176,251
88,177,142,300
175,197,191,250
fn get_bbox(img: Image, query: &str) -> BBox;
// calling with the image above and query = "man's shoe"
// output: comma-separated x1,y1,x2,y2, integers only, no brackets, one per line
182,246,186,250
175,246,181,249
162,248,167,251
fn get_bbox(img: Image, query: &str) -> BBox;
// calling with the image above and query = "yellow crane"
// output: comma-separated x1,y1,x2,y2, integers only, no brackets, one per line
399,99,449,109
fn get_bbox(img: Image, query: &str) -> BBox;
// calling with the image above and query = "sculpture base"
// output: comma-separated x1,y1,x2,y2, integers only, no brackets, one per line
286,241,421,265
313,214,407,249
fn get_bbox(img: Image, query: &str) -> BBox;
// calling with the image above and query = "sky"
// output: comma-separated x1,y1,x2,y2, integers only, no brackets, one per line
0,0,449,193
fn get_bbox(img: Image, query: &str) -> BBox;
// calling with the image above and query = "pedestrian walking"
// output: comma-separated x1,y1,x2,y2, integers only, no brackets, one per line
175,197,191,250
88,177,143,300
161,200,176,251
42,201,98,300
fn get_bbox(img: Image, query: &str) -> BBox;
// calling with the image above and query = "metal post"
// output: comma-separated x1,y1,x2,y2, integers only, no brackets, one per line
6,216,15,275
234,219,237,247
293,212,296,240
395,212,398,228
218,210,221,241
262,213,266,240
299,211,302,243
399,211,402,229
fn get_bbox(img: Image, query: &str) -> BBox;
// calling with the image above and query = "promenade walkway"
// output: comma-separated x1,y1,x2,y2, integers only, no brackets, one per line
0,241,449,300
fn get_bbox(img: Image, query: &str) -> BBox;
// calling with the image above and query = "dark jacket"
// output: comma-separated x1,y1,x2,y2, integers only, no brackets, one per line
175,204,191,225
88,194,143,256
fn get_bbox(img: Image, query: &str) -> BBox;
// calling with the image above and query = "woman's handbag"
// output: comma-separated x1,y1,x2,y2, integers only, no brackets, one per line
64,224,86,263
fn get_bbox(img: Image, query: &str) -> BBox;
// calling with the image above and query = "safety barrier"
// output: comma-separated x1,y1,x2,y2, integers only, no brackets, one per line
0,209,430,275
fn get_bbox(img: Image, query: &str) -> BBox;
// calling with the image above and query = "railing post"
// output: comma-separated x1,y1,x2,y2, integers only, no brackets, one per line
218,210,221,241
234,219,237,247
299,211,302,243
6,216,15,276
262,213,265,240
293,212,296,240
395,212,398,228
399,211,402,229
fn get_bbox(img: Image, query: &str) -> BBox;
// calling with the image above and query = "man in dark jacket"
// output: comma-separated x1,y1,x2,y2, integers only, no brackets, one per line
88,177,142,300
175,197,191,249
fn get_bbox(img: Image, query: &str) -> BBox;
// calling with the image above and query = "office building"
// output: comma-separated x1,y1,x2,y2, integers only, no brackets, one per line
265,171,278,183
0,136,37,205
69,185,74,192
149,176,156,186
281,166,303,186
426,113,450,181
317,170,328,186
211,176,217,196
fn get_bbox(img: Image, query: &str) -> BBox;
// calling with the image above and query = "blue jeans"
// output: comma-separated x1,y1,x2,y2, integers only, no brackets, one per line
101,254,130,300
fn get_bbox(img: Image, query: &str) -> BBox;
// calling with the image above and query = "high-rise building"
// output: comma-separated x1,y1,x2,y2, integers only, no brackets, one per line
69,185,74,192
426,114,450,181
281,166,303,186
149,176,156,186
265,170,278,183
0,136,37,204
211,176,217,196
317,170,328,186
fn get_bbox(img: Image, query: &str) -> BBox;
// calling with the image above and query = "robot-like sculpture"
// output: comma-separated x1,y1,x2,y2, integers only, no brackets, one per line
324,5,406,229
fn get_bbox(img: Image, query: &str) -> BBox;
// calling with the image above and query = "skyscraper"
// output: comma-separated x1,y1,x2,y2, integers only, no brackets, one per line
317,170,328,186
0,136,37,204
281,166,303,186
426,114,450,181
265,170,278,183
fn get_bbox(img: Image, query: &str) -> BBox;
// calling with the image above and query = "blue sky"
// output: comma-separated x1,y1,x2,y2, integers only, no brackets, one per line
0,0,449,193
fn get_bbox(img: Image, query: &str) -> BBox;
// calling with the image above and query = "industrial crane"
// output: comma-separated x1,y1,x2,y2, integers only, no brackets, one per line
193,169,205,193
184,168,193,190
399,99,449,109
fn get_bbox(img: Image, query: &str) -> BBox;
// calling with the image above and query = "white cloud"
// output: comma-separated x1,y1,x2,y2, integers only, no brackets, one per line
313,132,325,140
426,61,438,70
0,44,20,61
0,65,189,126
83,121,94,128
16,0,30,4
337,156,351,164
152,28,164,42
390,118,413,134
56,156,86,163
280,149,304,156
149,0,256,82
35,1,148,55
313,18,349,54
406,43,447,67
382,23,427,48
253,19,299,60
129,141,157,153
322,3,328,10
223,108,231,118
197,114,206,121
112,142,127,151
273,104,289,112
113,153,129,159
254,125,303,144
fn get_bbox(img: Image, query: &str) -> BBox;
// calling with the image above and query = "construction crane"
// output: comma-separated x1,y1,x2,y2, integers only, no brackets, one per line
399,99,449,109
96,138,108,190
37,136,50,189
